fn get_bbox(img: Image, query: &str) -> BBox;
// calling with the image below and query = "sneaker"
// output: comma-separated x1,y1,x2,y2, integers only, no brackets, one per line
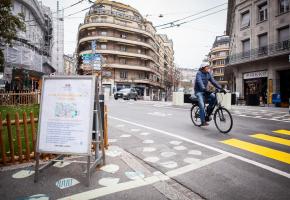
200,122,209,127
205,116,212,122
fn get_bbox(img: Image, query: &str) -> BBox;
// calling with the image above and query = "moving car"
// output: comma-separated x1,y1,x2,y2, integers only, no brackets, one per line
114,88,138,100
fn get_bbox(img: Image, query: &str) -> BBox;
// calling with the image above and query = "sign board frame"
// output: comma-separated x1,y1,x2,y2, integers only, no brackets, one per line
36,76,95,156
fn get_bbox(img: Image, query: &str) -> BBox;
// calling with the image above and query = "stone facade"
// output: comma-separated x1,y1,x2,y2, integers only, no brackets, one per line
226,0,290,106
76,0,176,100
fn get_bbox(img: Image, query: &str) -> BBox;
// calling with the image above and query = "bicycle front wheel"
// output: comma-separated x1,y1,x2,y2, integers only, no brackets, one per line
190,105,202,126
214,107,233,134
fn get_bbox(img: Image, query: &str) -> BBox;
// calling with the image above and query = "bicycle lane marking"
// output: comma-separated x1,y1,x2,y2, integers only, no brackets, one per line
108,116,290,179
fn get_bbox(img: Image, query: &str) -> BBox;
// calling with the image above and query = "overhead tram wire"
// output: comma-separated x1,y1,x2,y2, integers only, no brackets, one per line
160,8,228,30
155,2,227,28
65,0,105,17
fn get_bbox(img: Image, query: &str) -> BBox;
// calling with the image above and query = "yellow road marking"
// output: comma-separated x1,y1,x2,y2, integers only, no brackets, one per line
251,134,290,147
272,130,290,136
221,139,290,164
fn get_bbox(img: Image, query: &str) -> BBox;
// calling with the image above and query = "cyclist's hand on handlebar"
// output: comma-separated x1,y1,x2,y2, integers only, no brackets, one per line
220,89,227,94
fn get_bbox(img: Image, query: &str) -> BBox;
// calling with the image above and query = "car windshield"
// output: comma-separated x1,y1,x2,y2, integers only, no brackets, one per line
119,88,131,93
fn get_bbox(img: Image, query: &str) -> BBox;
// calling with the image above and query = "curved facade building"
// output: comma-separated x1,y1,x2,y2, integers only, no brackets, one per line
208,35,230,88
76,0,175,100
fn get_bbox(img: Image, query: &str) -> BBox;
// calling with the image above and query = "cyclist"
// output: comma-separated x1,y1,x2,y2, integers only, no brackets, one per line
194,62,225,126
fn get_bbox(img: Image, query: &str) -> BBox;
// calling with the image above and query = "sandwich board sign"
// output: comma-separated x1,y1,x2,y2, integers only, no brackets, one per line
36,76,95,155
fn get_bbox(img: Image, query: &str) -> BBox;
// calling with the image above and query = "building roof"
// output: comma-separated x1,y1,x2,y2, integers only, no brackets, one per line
213,35,230,47
95,0,141,15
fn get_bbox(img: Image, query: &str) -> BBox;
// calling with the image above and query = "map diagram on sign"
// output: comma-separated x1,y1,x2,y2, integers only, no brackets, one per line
55,103,79,119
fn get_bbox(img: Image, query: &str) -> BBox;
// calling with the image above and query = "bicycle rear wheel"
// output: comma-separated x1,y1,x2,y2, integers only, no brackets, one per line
214,107,233,133
190,105,202,126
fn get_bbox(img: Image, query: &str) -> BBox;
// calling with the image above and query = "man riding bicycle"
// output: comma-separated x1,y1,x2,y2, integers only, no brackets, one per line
194,62,226,126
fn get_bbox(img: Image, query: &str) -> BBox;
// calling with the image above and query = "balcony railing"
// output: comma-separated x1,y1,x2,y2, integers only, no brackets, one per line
229,40,290,65
86,8,142,23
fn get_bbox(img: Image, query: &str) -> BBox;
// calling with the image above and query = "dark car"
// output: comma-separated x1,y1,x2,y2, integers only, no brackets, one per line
114,88,138,100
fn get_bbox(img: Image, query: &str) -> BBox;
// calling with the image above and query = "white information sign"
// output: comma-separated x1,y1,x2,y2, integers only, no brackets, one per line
37,76,95,155
243,70,268,79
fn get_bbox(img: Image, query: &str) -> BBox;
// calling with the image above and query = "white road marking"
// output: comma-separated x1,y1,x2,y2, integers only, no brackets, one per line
143,157,160,163
188,150,202,155
120,134,131,138
116,124,125,128
140,132,151,136
131,128,140,132
174,146,187,151
53,161,71,168
56,178,79,189
160,161,178,169
98,177,120,187
169,140,183,145
100,164,120,174
125,171,145,180
142,140,154,144
108,139,118,143
12,169,34,179
183,158,200,164
143,147,156,152
160,152,177,158
109,116,290,179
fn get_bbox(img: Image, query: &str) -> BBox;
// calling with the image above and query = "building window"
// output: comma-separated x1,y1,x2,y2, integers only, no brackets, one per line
100,44,107,49
137,49,141,54
258,33,268,55
241,11,250,28
120,33,127,39
120,45,127,52
242,39,250,58
120,58,127,64
278,26,289,49
120,71,128,79
279,0,289,14
100,31,107,36
258,2,268,22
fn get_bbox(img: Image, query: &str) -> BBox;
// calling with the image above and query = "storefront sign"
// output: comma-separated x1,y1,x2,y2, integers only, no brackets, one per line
243,71,268,79
37,76,95,155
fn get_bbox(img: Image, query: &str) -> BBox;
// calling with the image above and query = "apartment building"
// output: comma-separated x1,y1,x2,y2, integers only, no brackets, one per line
63,54,76,75
76,0,175,100
178,68,198,93
208,35,230,88
2,0,55,91
226,0,290,106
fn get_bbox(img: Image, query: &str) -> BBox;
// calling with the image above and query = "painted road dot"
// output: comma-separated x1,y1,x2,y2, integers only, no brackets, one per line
143,157,159,163
116,124,125,128
187,150,202,156
108,139,118,143
53,161,71,168
140,132,151,136
17,194,49,200
143,147,156,152
143,140,154,144
160,161,178,169
120,134,131,138
131,129,140,132
106,149,121,157
99,177,120,187
125,171,145,180
174,146,187,151
56,178,79,189
100,164,120,174
160,152,176,158
184,158,200,164
170,141,182,145
12,169,35,179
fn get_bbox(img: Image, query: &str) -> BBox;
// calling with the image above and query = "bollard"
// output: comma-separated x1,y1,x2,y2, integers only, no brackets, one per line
104,106,108,149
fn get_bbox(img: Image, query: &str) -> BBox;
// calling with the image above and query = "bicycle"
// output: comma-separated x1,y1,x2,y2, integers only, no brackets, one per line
190,90,233,134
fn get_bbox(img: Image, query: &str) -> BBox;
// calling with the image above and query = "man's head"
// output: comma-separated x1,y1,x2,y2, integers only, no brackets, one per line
199,62,210,73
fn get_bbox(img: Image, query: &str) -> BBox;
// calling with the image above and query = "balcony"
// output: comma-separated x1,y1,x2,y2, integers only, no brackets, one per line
228,40,290,65
86,9,142,23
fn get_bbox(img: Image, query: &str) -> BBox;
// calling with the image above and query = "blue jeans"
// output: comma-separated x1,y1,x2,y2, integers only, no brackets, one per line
195,92,217,123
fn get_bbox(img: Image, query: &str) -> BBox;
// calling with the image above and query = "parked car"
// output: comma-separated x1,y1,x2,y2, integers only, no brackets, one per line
114,88,138,100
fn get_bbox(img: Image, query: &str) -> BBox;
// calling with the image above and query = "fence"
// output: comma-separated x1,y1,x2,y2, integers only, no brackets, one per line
0,91,41,106
0,112,37,165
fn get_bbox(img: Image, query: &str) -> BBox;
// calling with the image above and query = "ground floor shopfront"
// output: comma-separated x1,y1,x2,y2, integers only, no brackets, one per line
228,57,290,107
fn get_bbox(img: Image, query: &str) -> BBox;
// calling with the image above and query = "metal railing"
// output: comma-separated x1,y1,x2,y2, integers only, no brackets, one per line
229,40,290,64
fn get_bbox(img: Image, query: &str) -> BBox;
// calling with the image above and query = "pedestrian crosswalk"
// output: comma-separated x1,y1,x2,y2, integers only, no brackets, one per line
221,129,290,164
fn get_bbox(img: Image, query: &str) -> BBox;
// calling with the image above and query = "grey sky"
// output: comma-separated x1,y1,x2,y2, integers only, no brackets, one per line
43,0,227,69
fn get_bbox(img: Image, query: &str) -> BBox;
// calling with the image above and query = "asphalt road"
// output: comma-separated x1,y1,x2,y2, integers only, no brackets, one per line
106,99,290,200
1,99,289,200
